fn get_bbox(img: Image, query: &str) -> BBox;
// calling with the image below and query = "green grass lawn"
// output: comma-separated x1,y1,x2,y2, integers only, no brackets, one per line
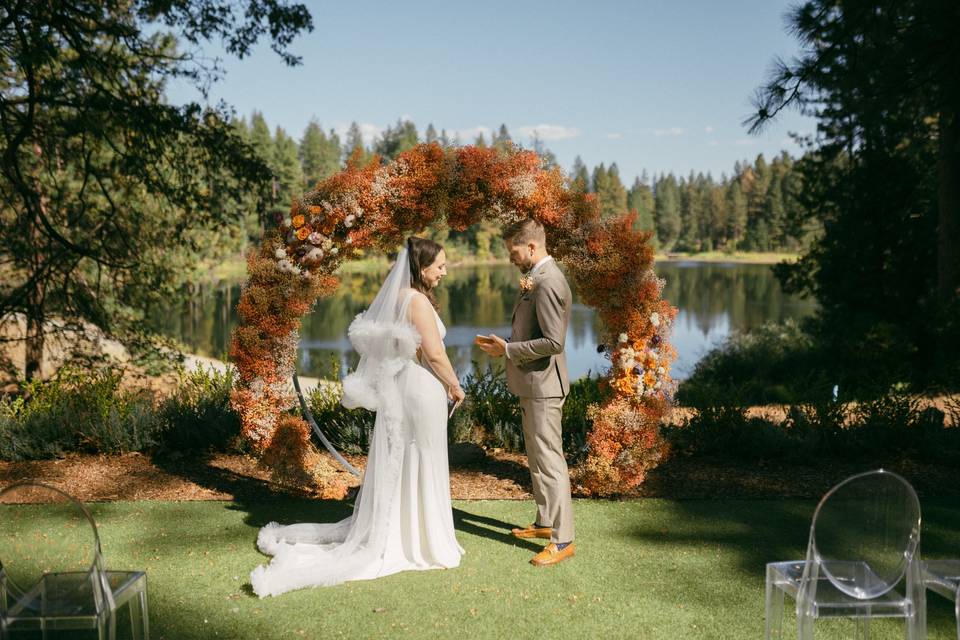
6,498,960,639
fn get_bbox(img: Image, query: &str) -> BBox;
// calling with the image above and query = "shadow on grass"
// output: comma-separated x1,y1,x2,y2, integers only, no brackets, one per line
453,507,541,552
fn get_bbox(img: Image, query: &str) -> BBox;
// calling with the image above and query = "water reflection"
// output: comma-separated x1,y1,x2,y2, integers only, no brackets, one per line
154,262,816,381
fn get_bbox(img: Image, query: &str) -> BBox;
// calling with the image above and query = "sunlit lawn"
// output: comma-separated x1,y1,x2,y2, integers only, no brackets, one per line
7,498,960,639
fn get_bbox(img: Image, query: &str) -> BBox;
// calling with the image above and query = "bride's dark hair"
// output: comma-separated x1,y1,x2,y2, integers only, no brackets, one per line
407,236,443,308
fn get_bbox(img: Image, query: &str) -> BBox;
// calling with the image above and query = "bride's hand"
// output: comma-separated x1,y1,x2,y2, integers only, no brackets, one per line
448,384,465,404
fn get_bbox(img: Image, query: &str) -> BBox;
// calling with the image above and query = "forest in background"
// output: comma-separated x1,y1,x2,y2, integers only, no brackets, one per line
224,113,814,261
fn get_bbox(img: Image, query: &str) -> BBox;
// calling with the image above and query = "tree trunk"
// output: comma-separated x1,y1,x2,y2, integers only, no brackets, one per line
24,282,44,381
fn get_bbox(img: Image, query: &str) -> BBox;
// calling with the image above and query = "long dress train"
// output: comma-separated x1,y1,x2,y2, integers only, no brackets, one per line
250,301,462,597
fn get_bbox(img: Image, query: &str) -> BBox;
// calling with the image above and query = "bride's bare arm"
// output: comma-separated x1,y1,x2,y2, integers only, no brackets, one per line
408,293,463,399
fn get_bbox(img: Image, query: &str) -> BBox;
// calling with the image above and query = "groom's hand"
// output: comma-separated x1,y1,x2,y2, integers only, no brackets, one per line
476,334,507,357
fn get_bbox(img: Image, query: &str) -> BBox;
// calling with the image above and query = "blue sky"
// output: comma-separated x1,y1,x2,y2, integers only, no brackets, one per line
167,0,815,183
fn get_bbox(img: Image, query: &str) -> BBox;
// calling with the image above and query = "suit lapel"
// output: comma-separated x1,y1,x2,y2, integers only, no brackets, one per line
511,291,523,323
513,259,555,321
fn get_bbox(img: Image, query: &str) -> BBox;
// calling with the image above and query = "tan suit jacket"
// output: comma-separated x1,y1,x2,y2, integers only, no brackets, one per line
505,257,571,399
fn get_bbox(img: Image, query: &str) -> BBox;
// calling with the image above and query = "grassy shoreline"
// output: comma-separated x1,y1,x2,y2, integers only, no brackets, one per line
201,250,799,283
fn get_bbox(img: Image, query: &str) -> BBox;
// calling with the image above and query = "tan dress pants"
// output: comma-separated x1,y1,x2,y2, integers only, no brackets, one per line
520,396,575,543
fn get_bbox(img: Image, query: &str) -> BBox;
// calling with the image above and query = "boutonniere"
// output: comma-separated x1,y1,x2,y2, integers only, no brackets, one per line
519,274,534,294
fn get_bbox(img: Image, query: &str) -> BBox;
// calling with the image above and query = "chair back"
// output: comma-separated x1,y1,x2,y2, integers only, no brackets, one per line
0,482,111,617
810,469,921,599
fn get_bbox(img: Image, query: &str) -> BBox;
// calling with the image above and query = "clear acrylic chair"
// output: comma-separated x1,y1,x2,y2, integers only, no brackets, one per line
0,482,148,639
765,469,926,639
923,559,960,639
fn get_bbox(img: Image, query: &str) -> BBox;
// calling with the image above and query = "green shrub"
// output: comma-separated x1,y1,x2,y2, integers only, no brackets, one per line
156,366,242,453
561,374,604,463
662,392,960,465
0,368,160,460
677,320,835,406
450,364,602,460
453,364,523,450
305,381,374,454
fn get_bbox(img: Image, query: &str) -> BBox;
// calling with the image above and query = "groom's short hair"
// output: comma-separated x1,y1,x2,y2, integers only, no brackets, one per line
502,218,546,247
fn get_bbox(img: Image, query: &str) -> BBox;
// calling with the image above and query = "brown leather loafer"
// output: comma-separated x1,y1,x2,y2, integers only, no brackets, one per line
530,542,575,566
511,524,552,539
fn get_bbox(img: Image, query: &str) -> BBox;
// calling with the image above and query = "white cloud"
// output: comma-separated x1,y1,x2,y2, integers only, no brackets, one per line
605,132,623,139
780,137,796,146
733,138,755,146
653,127,685,137
516,124,582,141
704,125,714,133
707,140,720,147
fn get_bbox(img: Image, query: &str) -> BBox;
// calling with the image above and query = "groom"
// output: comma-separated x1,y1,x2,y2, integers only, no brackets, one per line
476,218,575,566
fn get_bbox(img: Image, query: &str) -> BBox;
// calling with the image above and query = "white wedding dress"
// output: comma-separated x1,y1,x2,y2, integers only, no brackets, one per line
250,288,463,597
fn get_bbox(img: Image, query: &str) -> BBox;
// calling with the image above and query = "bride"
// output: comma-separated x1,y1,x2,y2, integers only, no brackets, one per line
250,236,466,597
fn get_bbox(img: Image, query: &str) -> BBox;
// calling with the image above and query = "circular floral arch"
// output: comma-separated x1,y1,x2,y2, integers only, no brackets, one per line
230,143,676,497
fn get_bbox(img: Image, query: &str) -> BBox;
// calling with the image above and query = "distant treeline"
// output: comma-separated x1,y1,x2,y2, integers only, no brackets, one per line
233,114,813,256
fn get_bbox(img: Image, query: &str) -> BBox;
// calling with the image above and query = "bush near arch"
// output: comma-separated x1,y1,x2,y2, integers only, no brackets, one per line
229,143,677,497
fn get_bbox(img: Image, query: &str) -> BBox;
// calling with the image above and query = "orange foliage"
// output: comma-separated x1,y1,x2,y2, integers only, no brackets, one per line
230,143,677,496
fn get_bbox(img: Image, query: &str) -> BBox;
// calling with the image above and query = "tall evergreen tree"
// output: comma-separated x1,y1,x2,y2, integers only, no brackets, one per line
375,119,419,161
628,174,656,236
492,124,512,152
273,126,303,201
595,163,627,219
725,180,748,250
591,163,607,194
570,156,589,193
677,171,701,251
299,119,327,187
343,121,369,165
425,123,438,144
749,0,960,315
655,174,682,250
249,111,274,166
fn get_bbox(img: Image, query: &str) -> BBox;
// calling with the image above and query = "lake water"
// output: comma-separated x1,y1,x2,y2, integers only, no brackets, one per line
157,262,816,381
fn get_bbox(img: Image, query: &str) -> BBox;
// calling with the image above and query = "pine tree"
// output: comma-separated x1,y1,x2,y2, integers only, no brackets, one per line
744,153,772,251
492,124,512,152
425,123,438,144
591,163,607,194
628,174,656,236
273,126,303,204
570,156,589,192
596,162,627,219
299,119,326,187
249,111,274,166
676,171,701,251
705,179,727,250
725,181,747,251
655,174,681,250
248,111,277,228
324,128,342,175
375,118,419,161
474,131,487,148
343,121,369,165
